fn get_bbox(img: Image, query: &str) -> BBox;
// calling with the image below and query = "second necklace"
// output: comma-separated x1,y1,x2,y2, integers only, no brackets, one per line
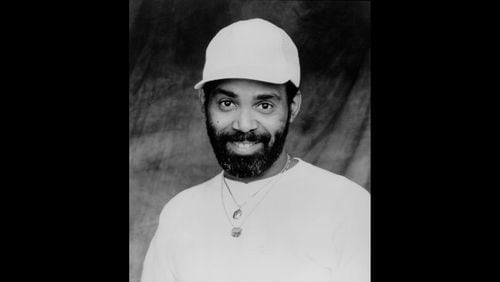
223,154,291,220
221,154,292,237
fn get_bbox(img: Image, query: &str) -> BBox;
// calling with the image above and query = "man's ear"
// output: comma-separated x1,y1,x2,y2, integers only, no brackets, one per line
289,90,302,123
198,89,206,113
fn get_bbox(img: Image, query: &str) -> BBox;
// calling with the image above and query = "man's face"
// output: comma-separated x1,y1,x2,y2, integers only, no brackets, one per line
204,79,291,178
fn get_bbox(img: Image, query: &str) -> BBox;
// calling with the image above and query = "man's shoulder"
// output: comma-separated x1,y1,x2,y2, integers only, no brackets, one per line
292,160,370,220
158,172,222,218
294,159,369,199
151,173,222,238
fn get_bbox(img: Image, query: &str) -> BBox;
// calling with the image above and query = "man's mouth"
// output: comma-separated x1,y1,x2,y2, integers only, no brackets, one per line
227,141,263,155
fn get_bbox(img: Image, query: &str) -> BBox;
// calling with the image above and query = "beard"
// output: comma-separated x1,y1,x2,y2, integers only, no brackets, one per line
205,113,290,179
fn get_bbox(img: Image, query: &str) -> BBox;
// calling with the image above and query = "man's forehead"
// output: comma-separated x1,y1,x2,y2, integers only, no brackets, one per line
213,79,286,98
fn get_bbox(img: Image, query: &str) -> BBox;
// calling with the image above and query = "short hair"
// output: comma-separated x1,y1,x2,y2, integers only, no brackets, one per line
202,80,299,109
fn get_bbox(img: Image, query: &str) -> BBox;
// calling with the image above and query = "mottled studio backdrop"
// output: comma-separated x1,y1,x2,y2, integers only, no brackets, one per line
129,1,370,281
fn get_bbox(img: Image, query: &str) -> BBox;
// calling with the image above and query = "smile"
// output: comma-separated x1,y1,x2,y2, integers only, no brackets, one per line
227,141,263,155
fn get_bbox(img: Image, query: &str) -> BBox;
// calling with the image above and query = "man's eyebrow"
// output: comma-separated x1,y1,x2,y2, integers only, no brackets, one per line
213,88,282,101
213,88,237,98
256,93,282,101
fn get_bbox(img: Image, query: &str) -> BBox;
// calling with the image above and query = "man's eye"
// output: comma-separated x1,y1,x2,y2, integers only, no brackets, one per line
218,100,235,109
257,103,274,111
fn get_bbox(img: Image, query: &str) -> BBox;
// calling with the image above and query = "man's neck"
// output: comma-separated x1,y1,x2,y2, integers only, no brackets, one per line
223,151,295,183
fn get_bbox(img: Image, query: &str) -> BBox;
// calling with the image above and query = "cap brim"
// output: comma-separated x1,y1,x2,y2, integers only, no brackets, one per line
193,80,206,90
194,74,297,91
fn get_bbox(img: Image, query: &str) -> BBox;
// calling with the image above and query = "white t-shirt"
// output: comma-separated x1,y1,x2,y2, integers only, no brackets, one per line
141,158,370,282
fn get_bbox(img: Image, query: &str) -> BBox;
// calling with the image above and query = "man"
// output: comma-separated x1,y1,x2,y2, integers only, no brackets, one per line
141,18,370,282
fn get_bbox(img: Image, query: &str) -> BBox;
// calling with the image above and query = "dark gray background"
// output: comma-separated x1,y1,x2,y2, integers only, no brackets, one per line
129,1,370,281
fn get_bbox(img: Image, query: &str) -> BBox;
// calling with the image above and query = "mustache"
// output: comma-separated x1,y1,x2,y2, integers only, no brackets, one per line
218,130,271,144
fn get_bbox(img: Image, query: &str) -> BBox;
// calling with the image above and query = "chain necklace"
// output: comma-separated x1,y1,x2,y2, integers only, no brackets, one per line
221,154,292,238
223,176,270,220
224,154,291,220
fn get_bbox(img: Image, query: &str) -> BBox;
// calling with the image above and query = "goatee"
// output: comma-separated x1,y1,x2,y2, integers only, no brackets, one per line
205,115,290,179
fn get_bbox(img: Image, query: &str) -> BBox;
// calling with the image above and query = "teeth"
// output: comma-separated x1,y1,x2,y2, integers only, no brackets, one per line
235,142,255,148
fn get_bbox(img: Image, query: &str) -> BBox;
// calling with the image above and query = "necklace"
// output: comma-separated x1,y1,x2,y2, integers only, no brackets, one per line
221,154,292,238
223,176,269,220
224,154,291,220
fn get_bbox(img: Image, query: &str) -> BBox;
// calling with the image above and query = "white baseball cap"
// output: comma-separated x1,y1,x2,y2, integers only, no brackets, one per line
194,18,300,90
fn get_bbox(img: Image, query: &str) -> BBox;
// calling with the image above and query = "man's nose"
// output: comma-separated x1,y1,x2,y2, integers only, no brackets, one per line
232,109,258,132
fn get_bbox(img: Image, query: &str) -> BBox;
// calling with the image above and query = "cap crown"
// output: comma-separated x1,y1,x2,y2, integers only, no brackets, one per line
194,18,300,90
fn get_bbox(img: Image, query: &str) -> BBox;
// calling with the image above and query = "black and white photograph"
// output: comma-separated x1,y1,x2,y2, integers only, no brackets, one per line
130,1,370,281
6,1,494,282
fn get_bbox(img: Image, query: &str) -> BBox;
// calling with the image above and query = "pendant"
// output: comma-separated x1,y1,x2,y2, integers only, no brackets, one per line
231,227,243,237
232,209,242,220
